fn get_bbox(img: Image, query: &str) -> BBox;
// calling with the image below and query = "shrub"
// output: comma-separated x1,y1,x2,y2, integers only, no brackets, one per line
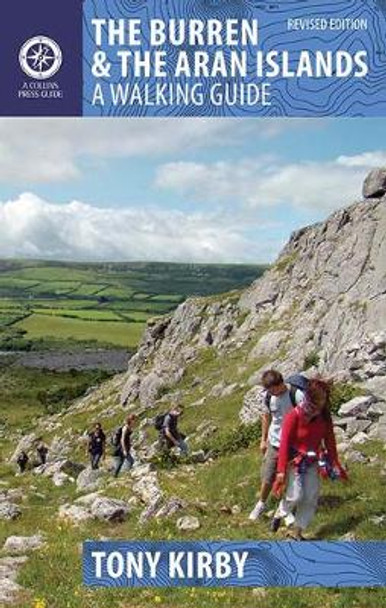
329,382,364,414
303,350,320,370
202,422,261,458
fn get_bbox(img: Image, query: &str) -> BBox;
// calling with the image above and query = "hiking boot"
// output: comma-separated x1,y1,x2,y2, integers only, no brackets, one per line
270,516,282,533
248,501,266,521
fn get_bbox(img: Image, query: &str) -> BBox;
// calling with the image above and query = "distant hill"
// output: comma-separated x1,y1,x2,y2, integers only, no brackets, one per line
0,259,267,350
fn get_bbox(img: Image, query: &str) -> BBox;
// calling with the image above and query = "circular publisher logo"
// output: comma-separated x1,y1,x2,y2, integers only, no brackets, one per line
19,36,62,80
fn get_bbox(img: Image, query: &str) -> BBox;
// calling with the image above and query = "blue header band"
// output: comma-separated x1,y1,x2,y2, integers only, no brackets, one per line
1,1,386,116
83,541,386,587
82,0,386,117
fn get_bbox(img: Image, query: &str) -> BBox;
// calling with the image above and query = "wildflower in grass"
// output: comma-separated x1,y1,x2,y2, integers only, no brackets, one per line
154,596,162,604
33,598,46,608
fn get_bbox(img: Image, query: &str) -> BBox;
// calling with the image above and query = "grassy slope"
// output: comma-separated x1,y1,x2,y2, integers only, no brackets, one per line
1,342,385,607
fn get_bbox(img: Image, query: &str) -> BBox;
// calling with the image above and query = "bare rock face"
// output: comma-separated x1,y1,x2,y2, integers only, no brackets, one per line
119,170,386,449
363,168,386,198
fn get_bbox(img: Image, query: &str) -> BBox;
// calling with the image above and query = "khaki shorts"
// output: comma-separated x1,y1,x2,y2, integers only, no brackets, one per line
261,444,279,485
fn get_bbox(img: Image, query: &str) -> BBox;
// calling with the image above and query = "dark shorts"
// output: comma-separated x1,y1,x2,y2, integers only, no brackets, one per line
261,444,279,485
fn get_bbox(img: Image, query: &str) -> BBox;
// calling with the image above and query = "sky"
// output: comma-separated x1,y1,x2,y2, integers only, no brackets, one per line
0,117,385,264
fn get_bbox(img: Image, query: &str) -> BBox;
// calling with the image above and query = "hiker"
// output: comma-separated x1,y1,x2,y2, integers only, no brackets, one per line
35,438,48,466
88,422,106,470
160,406,188,456
16,451,29,474
271,378,347,540
113,414,136,478
249,369,304,521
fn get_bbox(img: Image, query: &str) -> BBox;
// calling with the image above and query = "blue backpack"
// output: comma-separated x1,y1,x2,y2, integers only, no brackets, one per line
264,373,309,410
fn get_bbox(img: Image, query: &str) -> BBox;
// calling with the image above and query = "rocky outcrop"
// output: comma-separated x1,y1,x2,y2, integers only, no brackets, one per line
120,170,386,423
58,494,131,525
363,168,386,198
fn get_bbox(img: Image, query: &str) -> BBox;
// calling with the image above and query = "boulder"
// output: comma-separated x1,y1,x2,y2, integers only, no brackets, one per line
350,431,369,445
345,449,367,464
52,472,73,487
9,433,36,463
338,396,373,418
40,459,85,479
139,495,164,524
0,556,27,603
368,414,386,441
155,497,185,519
333,416,357,429
363,168,386,198
3,535,45,554
0,502,21,521
58,504,92,524
132,472,162,505
345,419,372,437
176,516,200,531
5,489,24,502
90,497,130,522
76,468,104,493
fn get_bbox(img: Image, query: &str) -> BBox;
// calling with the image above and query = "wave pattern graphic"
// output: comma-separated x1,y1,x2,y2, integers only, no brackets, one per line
83,541,386,587
83,0,386,116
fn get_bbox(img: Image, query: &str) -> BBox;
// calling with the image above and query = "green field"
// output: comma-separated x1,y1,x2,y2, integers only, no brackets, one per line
0,260,266,350
16,314,145,348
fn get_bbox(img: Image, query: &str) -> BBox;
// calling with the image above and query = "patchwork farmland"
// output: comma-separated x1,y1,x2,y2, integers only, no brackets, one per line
0,260,265,352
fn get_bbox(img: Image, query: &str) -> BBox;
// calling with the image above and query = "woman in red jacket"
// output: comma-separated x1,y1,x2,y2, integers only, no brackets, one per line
271,378,346,540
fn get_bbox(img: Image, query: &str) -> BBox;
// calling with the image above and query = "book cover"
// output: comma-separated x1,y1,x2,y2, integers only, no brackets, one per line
0,1,385,607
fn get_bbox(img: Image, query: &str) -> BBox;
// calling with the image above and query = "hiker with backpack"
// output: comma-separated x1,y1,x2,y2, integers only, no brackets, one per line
156,406,188,456
249,369,305,521
87,422,106,470
271,378,347,540
16,451,29,474
113,414,136,477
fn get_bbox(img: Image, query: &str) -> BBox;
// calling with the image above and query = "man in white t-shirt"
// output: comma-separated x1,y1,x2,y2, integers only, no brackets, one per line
249,369,304,521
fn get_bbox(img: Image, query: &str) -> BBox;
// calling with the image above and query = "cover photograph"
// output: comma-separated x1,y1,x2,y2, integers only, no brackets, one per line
0,1,385,607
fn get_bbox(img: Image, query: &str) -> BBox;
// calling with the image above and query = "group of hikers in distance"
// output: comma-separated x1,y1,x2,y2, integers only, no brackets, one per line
16,368,347,540
86,405,187,477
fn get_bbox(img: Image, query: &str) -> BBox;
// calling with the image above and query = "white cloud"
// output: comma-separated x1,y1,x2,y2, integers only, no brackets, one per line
0,118,297,184
336,151,386,168
0,193,277,263
156,151,384,212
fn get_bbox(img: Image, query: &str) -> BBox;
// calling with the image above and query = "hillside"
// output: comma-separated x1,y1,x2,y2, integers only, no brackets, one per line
0,170,385,607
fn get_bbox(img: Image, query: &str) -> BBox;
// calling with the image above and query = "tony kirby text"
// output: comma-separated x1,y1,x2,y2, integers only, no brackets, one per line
89,549,249,582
